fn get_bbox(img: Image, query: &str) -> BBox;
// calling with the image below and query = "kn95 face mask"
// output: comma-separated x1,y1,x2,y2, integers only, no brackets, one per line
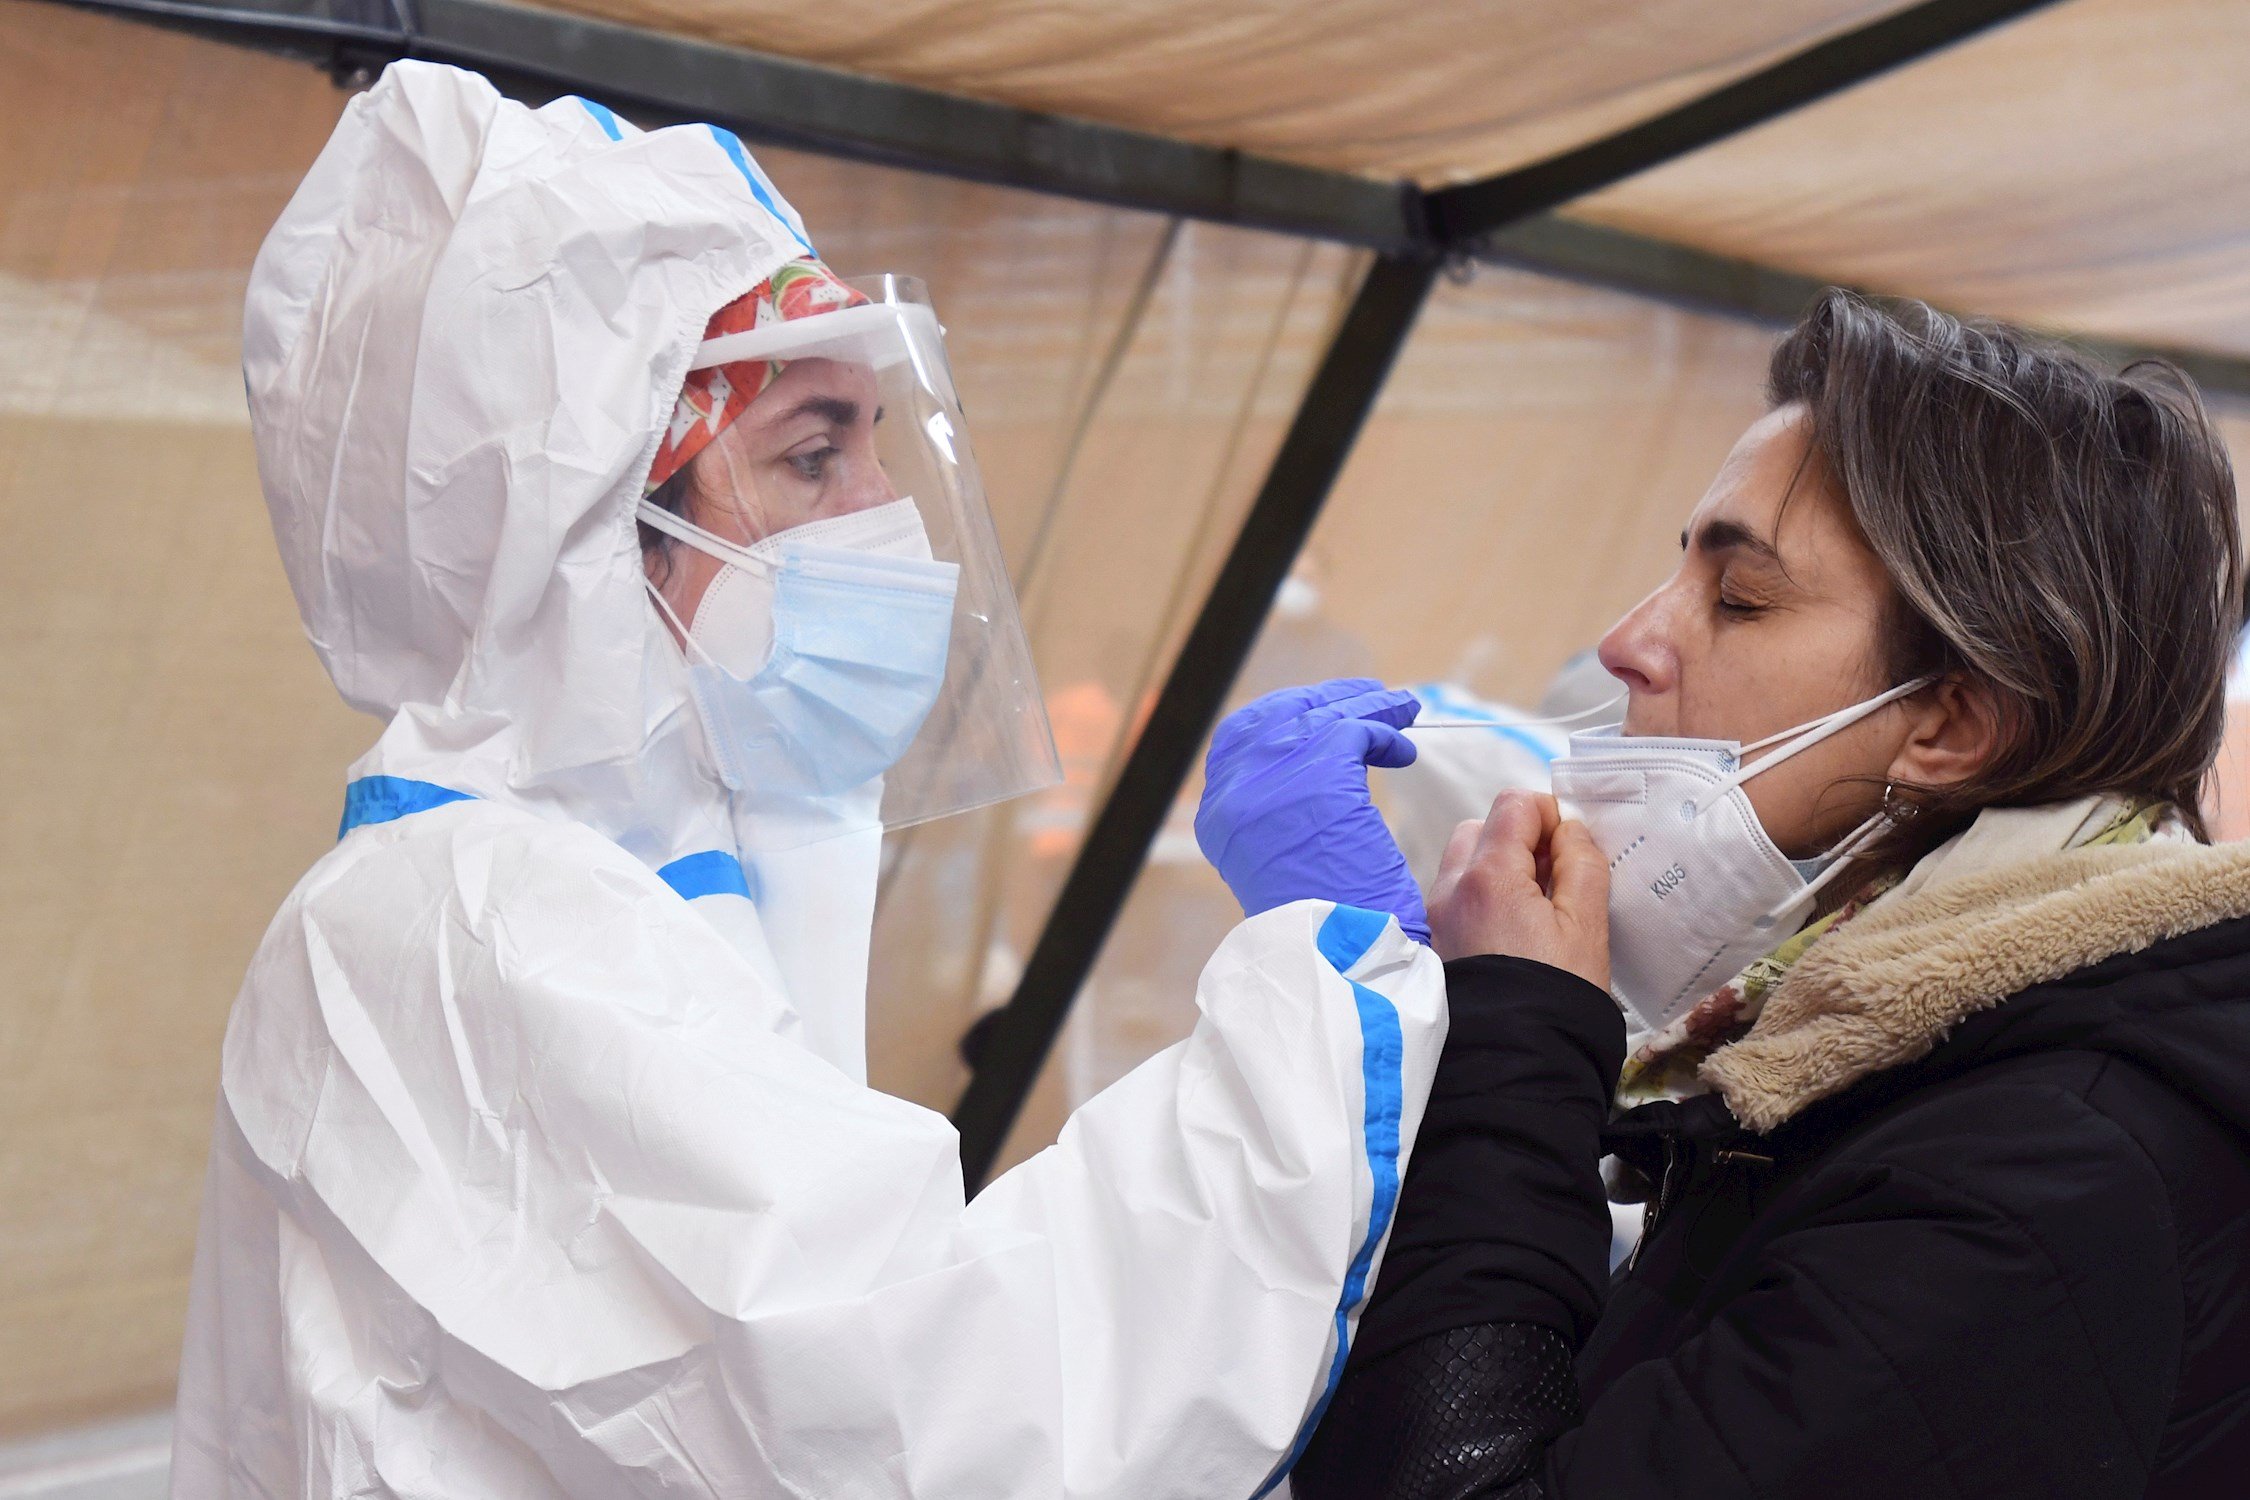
1548,676,1932,1035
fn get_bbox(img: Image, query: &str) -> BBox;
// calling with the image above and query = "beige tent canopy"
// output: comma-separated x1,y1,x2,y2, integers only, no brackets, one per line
523,0,2250,356
4,0,2247,1442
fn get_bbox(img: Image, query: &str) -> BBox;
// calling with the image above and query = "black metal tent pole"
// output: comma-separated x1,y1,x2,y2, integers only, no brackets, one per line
949,251,1441,1186
949,0,2069,1188
52,0,1420,251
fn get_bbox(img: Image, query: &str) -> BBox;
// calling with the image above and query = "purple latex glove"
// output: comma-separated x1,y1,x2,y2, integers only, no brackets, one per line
1195,678,1428,944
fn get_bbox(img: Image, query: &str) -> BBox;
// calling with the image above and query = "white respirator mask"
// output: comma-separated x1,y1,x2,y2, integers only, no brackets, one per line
1549,676,1933,1036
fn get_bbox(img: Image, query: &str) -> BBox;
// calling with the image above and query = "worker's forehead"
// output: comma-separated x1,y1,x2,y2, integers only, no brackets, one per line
759,356,878,405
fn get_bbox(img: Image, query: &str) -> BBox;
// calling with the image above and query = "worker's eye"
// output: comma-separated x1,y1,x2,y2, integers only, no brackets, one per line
787,444,840,481
1716,589,1769,619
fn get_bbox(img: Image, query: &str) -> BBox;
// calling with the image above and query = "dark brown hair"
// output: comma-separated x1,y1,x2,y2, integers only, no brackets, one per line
638,462,697,590
1769,289,2243,865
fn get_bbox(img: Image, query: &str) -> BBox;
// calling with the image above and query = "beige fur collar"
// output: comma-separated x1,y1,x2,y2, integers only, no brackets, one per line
1701,837,2250,1132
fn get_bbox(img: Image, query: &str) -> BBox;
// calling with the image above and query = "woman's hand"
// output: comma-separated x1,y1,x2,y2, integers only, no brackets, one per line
1429,789,1610,988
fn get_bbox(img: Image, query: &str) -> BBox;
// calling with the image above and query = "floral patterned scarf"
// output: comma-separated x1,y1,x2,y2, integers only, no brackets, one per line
1617,797,2171,1104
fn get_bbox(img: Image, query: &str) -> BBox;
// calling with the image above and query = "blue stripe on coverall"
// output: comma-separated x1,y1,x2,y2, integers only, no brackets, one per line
705,125,818,257
655,849,756,902
572,96,626,141
1255,901,1408,1497
338,777,752,904
570,98,813,260
337,775,475,839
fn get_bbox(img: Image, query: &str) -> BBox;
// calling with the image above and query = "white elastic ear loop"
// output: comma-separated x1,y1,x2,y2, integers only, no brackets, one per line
1734,674,1937,758
637,499,778,578
1699,675,1937,810
1753,805,1893,930
643,575,722,672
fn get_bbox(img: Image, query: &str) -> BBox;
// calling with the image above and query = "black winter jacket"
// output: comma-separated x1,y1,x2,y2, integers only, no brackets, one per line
1291,858,2250,1499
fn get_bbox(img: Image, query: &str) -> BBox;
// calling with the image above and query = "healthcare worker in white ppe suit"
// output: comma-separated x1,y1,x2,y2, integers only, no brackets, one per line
172,61,1452,1500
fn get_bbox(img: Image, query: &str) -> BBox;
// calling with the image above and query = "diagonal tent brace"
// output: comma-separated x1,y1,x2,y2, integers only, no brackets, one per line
949,0,2070,1188
1479,216,2250,401
950,252,1442,1189
1427,0,2068,246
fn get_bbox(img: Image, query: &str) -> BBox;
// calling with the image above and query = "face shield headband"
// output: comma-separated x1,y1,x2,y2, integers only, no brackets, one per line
647,259,869,497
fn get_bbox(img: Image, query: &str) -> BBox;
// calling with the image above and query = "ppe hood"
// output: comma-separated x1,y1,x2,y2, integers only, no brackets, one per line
245,61,811,846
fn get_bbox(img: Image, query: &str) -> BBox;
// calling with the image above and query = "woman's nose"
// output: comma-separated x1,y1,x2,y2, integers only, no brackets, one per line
841,454,900,514
1598,587,1678,697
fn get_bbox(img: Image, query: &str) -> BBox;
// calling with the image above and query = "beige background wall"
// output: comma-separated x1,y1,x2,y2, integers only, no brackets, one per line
0,6,370,1432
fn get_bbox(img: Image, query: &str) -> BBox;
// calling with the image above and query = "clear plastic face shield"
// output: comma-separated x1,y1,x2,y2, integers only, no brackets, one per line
639,274,1060,845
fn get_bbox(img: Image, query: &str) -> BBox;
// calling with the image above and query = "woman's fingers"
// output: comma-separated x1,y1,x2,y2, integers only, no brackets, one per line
1472,789,1550,886
1548,819,1612,989
1475,789,1542,854
1428,797,1612,987
1429,792,1541,961
1437,818,1483,889
1533,792,1561,847
1546,820,1604,912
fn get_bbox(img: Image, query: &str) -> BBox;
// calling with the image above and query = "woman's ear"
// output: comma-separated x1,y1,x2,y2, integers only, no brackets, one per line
1886,676,2005,793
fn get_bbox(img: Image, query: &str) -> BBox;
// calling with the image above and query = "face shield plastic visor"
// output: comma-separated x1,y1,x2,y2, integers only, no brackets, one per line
638,275,1059,842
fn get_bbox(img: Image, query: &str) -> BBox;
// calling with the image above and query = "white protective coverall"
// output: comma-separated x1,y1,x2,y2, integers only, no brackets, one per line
171,62,1449,1500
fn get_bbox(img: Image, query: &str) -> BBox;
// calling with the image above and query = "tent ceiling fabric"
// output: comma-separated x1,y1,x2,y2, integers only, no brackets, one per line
522,0,2250,358
1567,0,2250,358
521,0,1915,183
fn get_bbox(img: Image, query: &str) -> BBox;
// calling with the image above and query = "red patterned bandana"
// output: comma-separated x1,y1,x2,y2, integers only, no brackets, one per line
646,259,867,494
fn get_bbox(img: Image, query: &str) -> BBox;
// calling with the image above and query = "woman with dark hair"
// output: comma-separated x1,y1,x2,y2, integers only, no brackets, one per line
1251,291,2250,1498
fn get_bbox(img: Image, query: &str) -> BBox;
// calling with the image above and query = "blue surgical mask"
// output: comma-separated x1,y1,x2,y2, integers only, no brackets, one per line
643,497,961,802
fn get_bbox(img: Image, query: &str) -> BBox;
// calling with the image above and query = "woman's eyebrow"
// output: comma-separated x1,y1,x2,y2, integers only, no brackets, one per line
782,395,861,428
1688,518,1788,568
